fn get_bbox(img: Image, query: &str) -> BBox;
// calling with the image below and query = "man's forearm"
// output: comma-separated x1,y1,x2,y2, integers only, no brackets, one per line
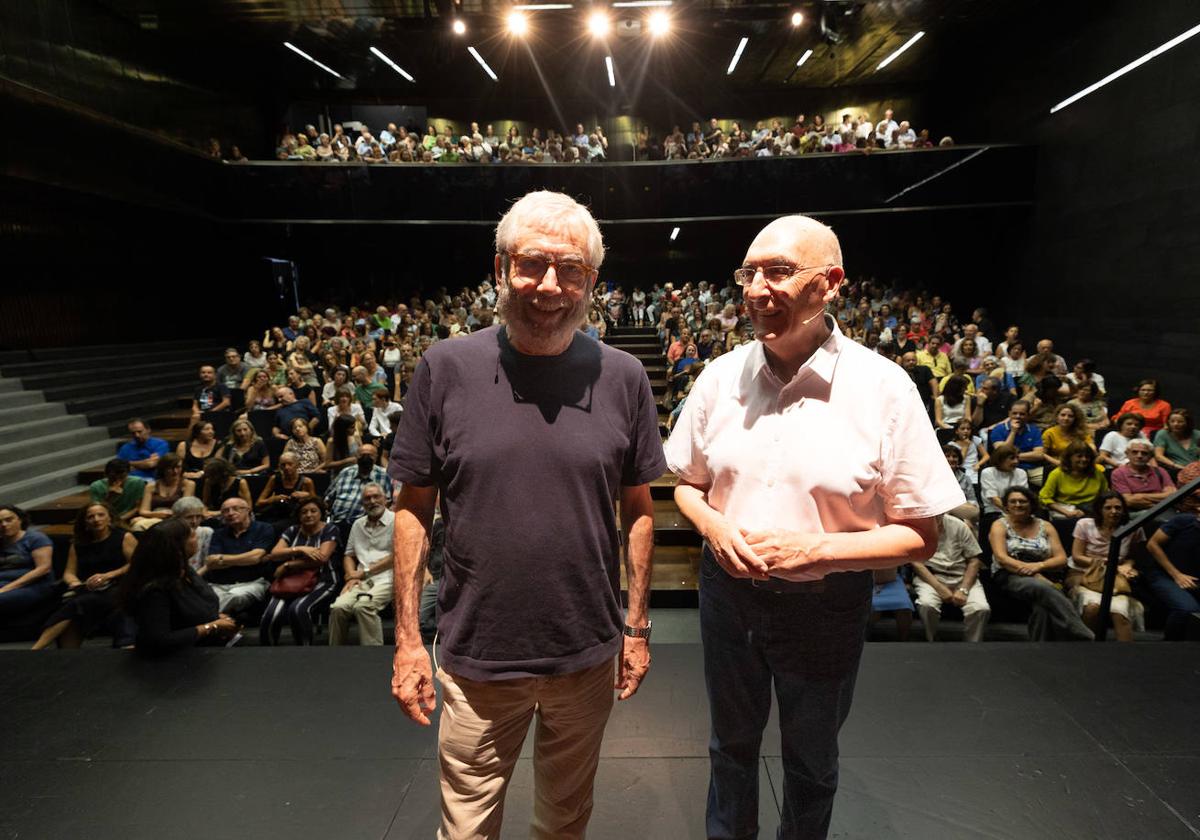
622,508,655,627
216,549,266,567
393,491,436,650
803,521,937,569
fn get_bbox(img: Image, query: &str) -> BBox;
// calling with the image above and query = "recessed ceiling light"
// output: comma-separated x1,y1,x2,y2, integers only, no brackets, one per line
790,11,803,26
648,10,670,36
452,19,466,35
612,0,671,7
589,11,611,36
669,226,680,241
508,11,529,35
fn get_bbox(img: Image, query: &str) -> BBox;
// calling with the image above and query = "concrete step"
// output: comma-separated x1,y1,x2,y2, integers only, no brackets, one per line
607,327,658,337
19,359,201,391
0,347,214,379
19,487,92,520
86,397,193,429
5,338,219,364
0,390,47,409
66,385,195,419
43,370,197,403
0,428,112,466
0,378,23,393
0,413,90,447
0,439,122,488
0,402,68,426
0,464,98,510
608,340,661,350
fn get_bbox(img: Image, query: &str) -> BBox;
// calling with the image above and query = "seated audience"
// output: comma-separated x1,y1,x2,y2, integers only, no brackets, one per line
942,444,980,532
900,352,937,417
0,504,57,629
242,369,280,413
322,365,351,407
200,497,275,618
988,487,1093,640
980,444,1029,521
1112,379,1171,436
259,497,339,646
177,421,218,480
89,459,145,525
1153,409,1200,474
121,518,239,654
975,375,1015,432
1041,404,1094,469
192,365,231,426
324,443,393,532
218,418,270,477
117,418,171,480
282,418,327,474
328,484,395,646
949,418,988,482
284,368,319,406
869,566,913,641
988,400,1046,486
1039,442,1109,544
199,458,253,520
916,333,951,378
1065,357,1105,395
367,390,403,441
351,365,388,410
1144,509,1200,640
255,452,317,525
1110,438,1176,513
131,454,195,531
32,502,137,649
272,386,321,440
172,496,213,571
1099,413,1148,469
1029,375,1067,426
934,374,974,431
216,348,247,392
326,389,366,434
911,514,990,642
323,415,362,474
1069,493,1143,642
1068,380,1109,432
243,340,267,370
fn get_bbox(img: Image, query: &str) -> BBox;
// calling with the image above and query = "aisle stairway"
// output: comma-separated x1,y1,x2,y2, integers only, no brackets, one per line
604,326,702,593
0,339,221,512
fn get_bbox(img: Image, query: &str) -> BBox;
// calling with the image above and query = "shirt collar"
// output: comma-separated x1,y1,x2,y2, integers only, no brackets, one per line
741,314,842,396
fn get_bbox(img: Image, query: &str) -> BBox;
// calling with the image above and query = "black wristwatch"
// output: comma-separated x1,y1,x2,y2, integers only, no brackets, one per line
623,621,652,640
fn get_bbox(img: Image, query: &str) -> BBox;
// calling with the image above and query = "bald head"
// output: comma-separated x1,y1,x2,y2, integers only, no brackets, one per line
748,215,843,268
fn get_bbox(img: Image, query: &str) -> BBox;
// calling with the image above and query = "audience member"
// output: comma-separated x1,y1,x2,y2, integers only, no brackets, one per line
328,484,394,646
272,387,321,440
324,443,392,532
116,419,171,480
934,374,974,431
216,348,247,392
326,390,365,434
975,375,1015,432
259,497,339,646
987,487,1093,641
131,454,195,531
282,418,326,474
172,496,213,571
1153,409,1200,475
942,444,981,532
177,421,218,480
323,414,362,474
1069,493,1143,641
1065,358,1105,395
219,418,270,476
201,497,275,617
988,400,1046,486
1068,380,1109,432
1144,509,1200,640
1112,379,1171,436
1110,438,1175,513
255,453,317,525
1041,404,1094,469
243,340,267,370
242,369,280,413
911,514,990,642
1099,413,1148,469
1039,441,1109,544
89,459,145,525
32,502,136,649
0,504,57,630
199,459,253,520
367,390,403,440
192,365,231,426
121,518,239,654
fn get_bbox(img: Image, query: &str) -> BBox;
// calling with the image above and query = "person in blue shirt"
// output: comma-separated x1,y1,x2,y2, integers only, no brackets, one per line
988,400,1047,486
116,419,171,481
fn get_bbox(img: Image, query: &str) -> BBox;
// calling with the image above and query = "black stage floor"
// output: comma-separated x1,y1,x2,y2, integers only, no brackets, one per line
2,643,1198,839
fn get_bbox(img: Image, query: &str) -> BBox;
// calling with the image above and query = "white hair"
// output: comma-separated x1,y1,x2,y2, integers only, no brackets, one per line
495,190,604,269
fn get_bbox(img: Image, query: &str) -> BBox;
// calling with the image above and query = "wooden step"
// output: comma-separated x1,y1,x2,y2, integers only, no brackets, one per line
620,545,701,591
29,490,93,525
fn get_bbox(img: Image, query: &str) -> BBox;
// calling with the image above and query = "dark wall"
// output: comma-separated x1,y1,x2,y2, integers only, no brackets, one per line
935,0,1200,407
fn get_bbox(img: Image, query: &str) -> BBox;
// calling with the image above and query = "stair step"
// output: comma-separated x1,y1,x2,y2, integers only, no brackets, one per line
66,385,195,417
28,490,95,525
0,378,23,393
85,398,193,428
0,439,123,488
0,402,68,426
0,428,112,464
44,371,197,402
0,413,90,447
0,390,47,409
19,360,201,391
0,347,214,379
0,464,99,510
23,338,218,363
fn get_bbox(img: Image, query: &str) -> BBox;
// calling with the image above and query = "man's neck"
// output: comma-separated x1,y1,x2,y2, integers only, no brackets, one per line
763,316,832,383
504,325,573,357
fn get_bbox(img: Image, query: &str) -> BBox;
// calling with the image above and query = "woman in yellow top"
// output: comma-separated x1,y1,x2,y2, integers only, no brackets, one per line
1041,404,1094,469
1040,441,1109,545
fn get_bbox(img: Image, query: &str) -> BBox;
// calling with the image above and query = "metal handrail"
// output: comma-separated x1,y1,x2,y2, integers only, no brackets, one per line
1096,475,1200,640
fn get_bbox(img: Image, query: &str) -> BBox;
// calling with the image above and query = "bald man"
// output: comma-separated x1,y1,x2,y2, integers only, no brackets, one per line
666,215,963,839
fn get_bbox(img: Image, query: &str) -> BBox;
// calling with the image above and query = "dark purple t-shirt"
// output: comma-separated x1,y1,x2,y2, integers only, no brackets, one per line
389,326,666,680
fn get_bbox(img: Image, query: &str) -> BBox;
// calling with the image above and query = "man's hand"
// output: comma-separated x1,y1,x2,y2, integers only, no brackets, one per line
392,646,436,725
1172,571,1199,590
615,636,650,701
340,579,361,595
700,513,767,579
949,589,968,608
742,529,823,579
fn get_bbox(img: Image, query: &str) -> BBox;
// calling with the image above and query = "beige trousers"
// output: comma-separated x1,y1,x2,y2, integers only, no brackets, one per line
914,578,992,642
327,578,394,646
436,658,615,840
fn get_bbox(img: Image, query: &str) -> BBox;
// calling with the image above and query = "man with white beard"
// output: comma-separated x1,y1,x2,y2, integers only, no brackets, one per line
388,190,664,839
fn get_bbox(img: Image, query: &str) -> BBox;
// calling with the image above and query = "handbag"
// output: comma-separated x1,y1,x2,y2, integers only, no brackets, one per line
1080,560,1131,596
268,530,320,599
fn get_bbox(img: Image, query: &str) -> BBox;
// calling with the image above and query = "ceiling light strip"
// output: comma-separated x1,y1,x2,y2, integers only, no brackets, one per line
283,41,343,79
669,226,680,241
605,55,616,87
514,3,573,9
875,30,924,71
727,36,748,75
796,48,813,67
612,1,672,7
1050,20,1200,113
369,46,414,82
468,46,499,81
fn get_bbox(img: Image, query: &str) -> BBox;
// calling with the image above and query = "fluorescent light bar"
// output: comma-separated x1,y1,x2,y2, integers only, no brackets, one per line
875,31,924,71
727,36,748,75
669,226,680,241
283,41,343,79
1051,21,1200,113
369,46,414,82
514,2,572,8
605,55,616,87
796,48,813,67
613,0,671,7
468,46,498,81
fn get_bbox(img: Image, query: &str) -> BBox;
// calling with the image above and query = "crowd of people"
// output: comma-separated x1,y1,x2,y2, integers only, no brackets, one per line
1,270,1197,651
215,107,945,165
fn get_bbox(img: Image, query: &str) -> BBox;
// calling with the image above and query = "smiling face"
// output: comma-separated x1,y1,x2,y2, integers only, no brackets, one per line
495,227,595,353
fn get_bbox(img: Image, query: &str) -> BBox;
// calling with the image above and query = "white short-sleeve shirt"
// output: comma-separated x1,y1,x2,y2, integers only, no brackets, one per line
665,318,964,580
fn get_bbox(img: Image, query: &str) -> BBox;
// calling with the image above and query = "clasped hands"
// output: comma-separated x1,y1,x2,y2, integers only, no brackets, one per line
705,516,824,581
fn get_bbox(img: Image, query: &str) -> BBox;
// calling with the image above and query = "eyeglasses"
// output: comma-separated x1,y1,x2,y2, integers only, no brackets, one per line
506,252,596,290
733,263,832,287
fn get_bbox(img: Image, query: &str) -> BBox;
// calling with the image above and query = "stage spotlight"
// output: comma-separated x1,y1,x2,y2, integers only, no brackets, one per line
589,11,611,37
452,18,466,35
790,11,803,26
508,11,529,35
648,10,670,36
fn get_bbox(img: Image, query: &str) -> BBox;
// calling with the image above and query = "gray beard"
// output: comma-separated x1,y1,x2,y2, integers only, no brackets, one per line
496,275,589,351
